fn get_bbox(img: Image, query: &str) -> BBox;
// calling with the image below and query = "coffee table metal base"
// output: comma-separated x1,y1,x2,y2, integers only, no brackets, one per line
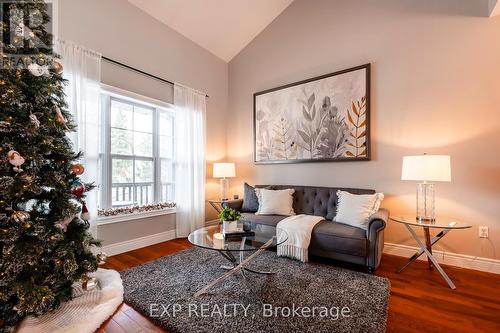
194,237,275,297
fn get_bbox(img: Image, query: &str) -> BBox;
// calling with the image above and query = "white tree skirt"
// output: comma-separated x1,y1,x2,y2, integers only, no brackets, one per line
18,269,124,333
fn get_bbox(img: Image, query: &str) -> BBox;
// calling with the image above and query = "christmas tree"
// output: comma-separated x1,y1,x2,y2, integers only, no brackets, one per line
0,0,101,330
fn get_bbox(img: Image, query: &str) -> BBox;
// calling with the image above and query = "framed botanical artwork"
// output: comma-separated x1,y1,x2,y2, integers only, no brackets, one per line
254,64,370,164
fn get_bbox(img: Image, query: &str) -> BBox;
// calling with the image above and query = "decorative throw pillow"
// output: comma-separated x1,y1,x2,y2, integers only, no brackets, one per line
255,188,295,216
334,190,384,230
241,183,261,212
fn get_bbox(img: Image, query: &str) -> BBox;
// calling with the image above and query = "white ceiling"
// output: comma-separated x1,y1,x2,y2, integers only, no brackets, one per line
128,0,294,62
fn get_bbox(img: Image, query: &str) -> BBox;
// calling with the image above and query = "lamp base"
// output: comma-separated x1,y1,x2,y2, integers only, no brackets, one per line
416,182,435,222
220,178,229,201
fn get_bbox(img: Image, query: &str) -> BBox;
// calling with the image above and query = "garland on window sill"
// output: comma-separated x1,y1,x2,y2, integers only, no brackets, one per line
98,202,176,217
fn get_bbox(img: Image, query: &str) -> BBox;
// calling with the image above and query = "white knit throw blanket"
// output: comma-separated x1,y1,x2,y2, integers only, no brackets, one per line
277,214,324,262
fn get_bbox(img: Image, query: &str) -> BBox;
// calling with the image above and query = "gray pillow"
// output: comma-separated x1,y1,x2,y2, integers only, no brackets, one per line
242,183,260,212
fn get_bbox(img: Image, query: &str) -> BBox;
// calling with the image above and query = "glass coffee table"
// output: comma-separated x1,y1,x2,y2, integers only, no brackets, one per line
188,222,287,297
390,215,471,290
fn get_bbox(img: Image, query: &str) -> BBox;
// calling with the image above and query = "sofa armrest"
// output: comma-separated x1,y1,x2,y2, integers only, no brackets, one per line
366,208,389,238
221,199,244,211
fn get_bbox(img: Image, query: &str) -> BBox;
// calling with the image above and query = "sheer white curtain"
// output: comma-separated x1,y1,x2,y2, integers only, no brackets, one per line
174,83,206,237
56,40,102,238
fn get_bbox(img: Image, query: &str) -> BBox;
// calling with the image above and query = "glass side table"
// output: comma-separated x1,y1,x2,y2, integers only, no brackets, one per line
389,216,471,290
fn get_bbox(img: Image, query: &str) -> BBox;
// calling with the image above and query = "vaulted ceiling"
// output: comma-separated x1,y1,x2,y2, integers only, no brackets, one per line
128,0,498,63
127,0,294,62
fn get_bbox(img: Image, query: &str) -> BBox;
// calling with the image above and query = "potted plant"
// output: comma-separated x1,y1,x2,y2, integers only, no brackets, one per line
219,207,241,233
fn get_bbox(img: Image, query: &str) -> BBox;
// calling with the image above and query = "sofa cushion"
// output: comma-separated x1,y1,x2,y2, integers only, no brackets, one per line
258,185,375,220
334,190,385,230
310,221,367,257
255,188,295,216
241,183,259,212
241,213,286,227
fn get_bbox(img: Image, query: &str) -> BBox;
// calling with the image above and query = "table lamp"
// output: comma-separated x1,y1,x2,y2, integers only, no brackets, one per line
213,163,236,201
401,154,451,222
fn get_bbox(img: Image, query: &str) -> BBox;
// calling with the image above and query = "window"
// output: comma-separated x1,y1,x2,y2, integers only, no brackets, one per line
100,89,175,209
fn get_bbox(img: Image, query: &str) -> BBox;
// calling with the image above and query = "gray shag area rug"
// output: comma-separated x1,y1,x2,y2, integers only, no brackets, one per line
121,247,390,333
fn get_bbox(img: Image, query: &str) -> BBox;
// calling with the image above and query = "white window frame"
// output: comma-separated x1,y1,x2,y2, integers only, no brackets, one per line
99,85,175,212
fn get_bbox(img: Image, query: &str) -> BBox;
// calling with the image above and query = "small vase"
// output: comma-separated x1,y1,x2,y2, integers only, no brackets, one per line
223,220,238,233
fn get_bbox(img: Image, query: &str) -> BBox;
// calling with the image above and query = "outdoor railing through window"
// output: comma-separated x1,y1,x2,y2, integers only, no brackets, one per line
111,183,174,207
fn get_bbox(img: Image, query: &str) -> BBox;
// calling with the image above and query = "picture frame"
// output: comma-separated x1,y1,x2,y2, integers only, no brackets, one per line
253,63,370,164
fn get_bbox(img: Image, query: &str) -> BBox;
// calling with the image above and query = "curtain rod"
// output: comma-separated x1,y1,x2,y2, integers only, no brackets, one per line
102,56,210,98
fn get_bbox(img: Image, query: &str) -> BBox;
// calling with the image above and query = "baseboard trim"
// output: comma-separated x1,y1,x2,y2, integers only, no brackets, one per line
384,242,500,274
102,230,176,256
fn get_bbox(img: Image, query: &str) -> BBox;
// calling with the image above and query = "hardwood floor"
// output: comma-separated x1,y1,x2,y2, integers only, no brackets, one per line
97,239,500,333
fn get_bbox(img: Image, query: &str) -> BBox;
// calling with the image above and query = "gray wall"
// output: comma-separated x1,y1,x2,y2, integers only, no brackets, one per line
59,0,228,244
228,0,500,260
98,214,175,246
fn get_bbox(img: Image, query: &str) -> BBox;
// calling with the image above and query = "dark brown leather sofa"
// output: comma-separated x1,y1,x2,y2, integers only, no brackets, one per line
225,185,389,272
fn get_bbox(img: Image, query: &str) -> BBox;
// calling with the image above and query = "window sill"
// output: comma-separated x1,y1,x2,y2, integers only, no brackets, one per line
97,208,176,226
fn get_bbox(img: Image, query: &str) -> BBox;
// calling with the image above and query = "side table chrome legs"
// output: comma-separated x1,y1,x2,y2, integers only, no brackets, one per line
398,224,456,290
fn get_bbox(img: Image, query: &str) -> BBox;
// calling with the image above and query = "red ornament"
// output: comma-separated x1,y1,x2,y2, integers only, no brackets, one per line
71,180,86,197
71,164,85,175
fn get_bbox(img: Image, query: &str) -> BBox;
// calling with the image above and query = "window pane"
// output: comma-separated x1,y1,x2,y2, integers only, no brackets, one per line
134,132,153,157
161,159,174,183
159,135,173,158
134,106,153,133
111,100,133,129
135,160,153,183
111,128,133,155
112,159,133,183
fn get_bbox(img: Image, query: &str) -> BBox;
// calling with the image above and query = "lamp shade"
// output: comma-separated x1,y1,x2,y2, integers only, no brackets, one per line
213,163,236,178
401,155,451,182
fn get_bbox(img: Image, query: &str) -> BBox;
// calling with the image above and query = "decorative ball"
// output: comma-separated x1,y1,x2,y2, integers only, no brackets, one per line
71,180,86,197
52,61,63,74
11,211,30,224
97,252,107,265
71,164,85,175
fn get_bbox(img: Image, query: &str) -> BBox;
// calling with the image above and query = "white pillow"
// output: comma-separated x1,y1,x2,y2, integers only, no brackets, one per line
255,188,295,216
334,190,384,230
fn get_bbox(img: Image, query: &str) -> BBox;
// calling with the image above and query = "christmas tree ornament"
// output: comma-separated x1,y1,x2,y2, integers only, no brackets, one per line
71,164,85,175
55,215,74,232
81,275,98,291
81,201,90,221
29,112,40,128
96,252,107,265
52,61,63,74
71,180,86,197
10,211,30,224
27,63,50,77
54,106,69,129
7,150,25,173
